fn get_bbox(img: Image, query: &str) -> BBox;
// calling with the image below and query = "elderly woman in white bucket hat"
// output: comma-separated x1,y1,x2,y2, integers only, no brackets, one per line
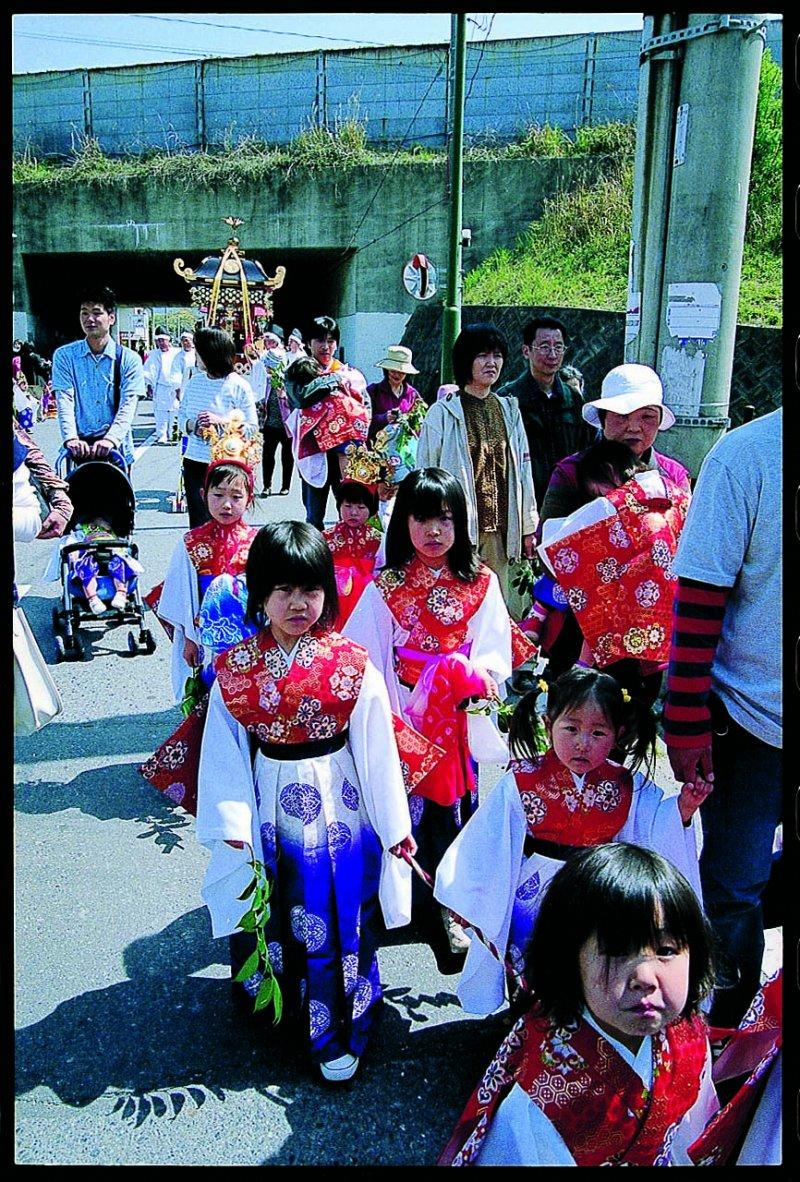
533,363,690,698
539,363,689,527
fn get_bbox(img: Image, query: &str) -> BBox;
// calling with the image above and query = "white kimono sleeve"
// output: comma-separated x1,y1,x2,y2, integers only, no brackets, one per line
617,772,703,903
464,571,513,763
158,541,201,702
668,1043,719,1164
348,659,413,929
195,679,260,938
285,406,328,487
343,582,406,716
434,771,527,1014
474,1081,576,1165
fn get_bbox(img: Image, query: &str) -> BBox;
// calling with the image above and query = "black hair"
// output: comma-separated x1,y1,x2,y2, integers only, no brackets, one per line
383,468,480,581
194,327,235,378
574,438,646,497
78,286,117,315
335,480,379,517
245,521,339,629
288,357,323,390
530,666,657,779
307,315,340,344
521,315,568,347
451,322,508,389
525,843,715,1027
204,462,254,501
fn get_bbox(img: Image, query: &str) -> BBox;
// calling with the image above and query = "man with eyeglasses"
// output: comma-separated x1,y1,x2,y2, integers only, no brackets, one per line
497,316,594,507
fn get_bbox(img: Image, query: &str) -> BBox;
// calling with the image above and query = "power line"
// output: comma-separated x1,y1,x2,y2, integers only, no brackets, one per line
339,55,448,259
15,31,218,59
133,14,383,48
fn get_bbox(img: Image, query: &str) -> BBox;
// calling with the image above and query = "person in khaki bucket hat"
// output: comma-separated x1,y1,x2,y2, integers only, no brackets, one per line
366,345,422,442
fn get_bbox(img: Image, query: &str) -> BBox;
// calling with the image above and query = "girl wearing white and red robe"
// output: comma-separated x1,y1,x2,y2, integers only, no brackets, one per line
439,844,719,1166
435,667,708,1014
155,460,258,701
196,522,414,1084
344,469,537,950
322,479,382,629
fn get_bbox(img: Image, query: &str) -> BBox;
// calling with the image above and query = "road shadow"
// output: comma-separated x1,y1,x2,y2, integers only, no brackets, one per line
15,707,180,765
15,905,506,1165
14,760,193,852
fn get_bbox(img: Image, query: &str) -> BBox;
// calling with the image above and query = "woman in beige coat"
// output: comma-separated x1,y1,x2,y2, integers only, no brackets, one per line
415,323,538,618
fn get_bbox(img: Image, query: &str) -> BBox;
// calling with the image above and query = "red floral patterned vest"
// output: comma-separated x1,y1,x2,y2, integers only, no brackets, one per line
215,628,368,745
375,557,493,687
183,519,257,577
511,747,633,846
441,1010,708,1166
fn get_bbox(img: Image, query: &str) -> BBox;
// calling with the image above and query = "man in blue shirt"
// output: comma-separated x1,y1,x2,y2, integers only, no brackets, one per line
53,286,144,466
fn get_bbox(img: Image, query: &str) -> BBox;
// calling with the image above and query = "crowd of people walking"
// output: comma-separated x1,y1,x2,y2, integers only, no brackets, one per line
13,289,781,1166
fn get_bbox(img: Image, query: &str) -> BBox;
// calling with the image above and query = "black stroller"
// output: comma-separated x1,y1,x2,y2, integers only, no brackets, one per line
52,448,156,660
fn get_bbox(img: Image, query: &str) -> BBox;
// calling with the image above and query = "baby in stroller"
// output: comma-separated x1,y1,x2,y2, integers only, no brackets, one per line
68,515,141,615
47,449,153,658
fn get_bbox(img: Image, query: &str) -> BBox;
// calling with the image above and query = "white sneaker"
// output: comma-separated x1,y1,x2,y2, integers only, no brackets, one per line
110,590,127,611
88,595,106,615
319,1053,359,1082
441,906,470,954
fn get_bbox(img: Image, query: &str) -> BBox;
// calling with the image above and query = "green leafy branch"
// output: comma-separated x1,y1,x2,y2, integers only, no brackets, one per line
180,669,205,718
234,852,283,1021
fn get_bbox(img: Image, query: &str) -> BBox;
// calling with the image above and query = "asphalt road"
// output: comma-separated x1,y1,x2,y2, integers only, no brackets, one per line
13,406,509,1167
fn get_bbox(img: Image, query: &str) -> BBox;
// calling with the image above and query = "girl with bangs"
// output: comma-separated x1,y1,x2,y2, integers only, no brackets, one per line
345,468,536,953
440,843,719,1166
435,666,707,1016
195,521,415,1083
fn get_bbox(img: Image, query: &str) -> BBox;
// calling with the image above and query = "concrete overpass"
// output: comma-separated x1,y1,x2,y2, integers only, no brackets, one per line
13,155,606,367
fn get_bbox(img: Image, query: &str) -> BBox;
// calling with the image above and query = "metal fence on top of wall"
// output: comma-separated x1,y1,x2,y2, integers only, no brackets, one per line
13,22,782,160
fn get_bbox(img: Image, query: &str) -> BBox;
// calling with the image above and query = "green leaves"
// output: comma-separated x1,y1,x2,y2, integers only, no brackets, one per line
180,670,205,718
235,856,283,1023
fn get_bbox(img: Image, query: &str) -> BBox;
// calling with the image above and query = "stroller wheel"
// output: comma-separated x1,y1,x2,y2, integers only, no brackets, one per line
74,635,90,661
52,605,62,634
140,628,157,655
54,634,67,662
127,629,139,657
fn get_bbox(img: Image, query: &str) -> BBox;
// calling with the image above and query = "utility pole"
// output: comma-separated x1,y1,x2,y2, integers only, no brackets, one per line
626,14,767,475
440,12,467,384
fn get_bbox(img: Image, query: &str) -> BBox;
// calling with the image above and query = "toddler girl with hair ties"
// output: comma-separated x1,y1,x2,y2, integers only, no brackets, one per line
435,665,709,1012
345,467,537,952
196,521,415,1083
440,843,719,1166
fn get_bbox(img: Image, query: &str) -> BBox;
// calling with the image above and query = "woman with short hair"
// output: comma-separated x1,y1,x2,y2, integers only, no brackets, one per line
415,323,538,618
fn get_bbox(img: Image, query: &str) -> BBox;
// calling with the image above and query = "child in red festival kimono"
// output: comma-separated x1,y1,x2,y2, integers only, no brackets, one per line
285,357,370,494
435,666,710,1014
157,460,259,701
344,468,537,953
439,843,719,1166
323,479,381,629
195,521,416,1084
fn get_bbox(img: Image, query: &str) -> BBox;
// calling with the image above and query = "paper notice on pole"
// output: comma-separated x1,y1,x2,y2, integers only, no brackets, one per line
666,283,721,341
660,344,706,418
625,292,641,344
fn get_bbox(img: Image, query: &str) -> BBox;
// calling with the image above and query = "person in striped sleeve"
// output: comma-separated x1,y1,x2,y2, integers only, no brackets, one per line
663,408,782,1028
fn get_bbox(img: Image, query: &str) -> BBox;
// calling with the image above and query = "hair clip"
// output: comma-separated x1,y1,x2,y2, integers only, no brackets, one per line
621,687,631,704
